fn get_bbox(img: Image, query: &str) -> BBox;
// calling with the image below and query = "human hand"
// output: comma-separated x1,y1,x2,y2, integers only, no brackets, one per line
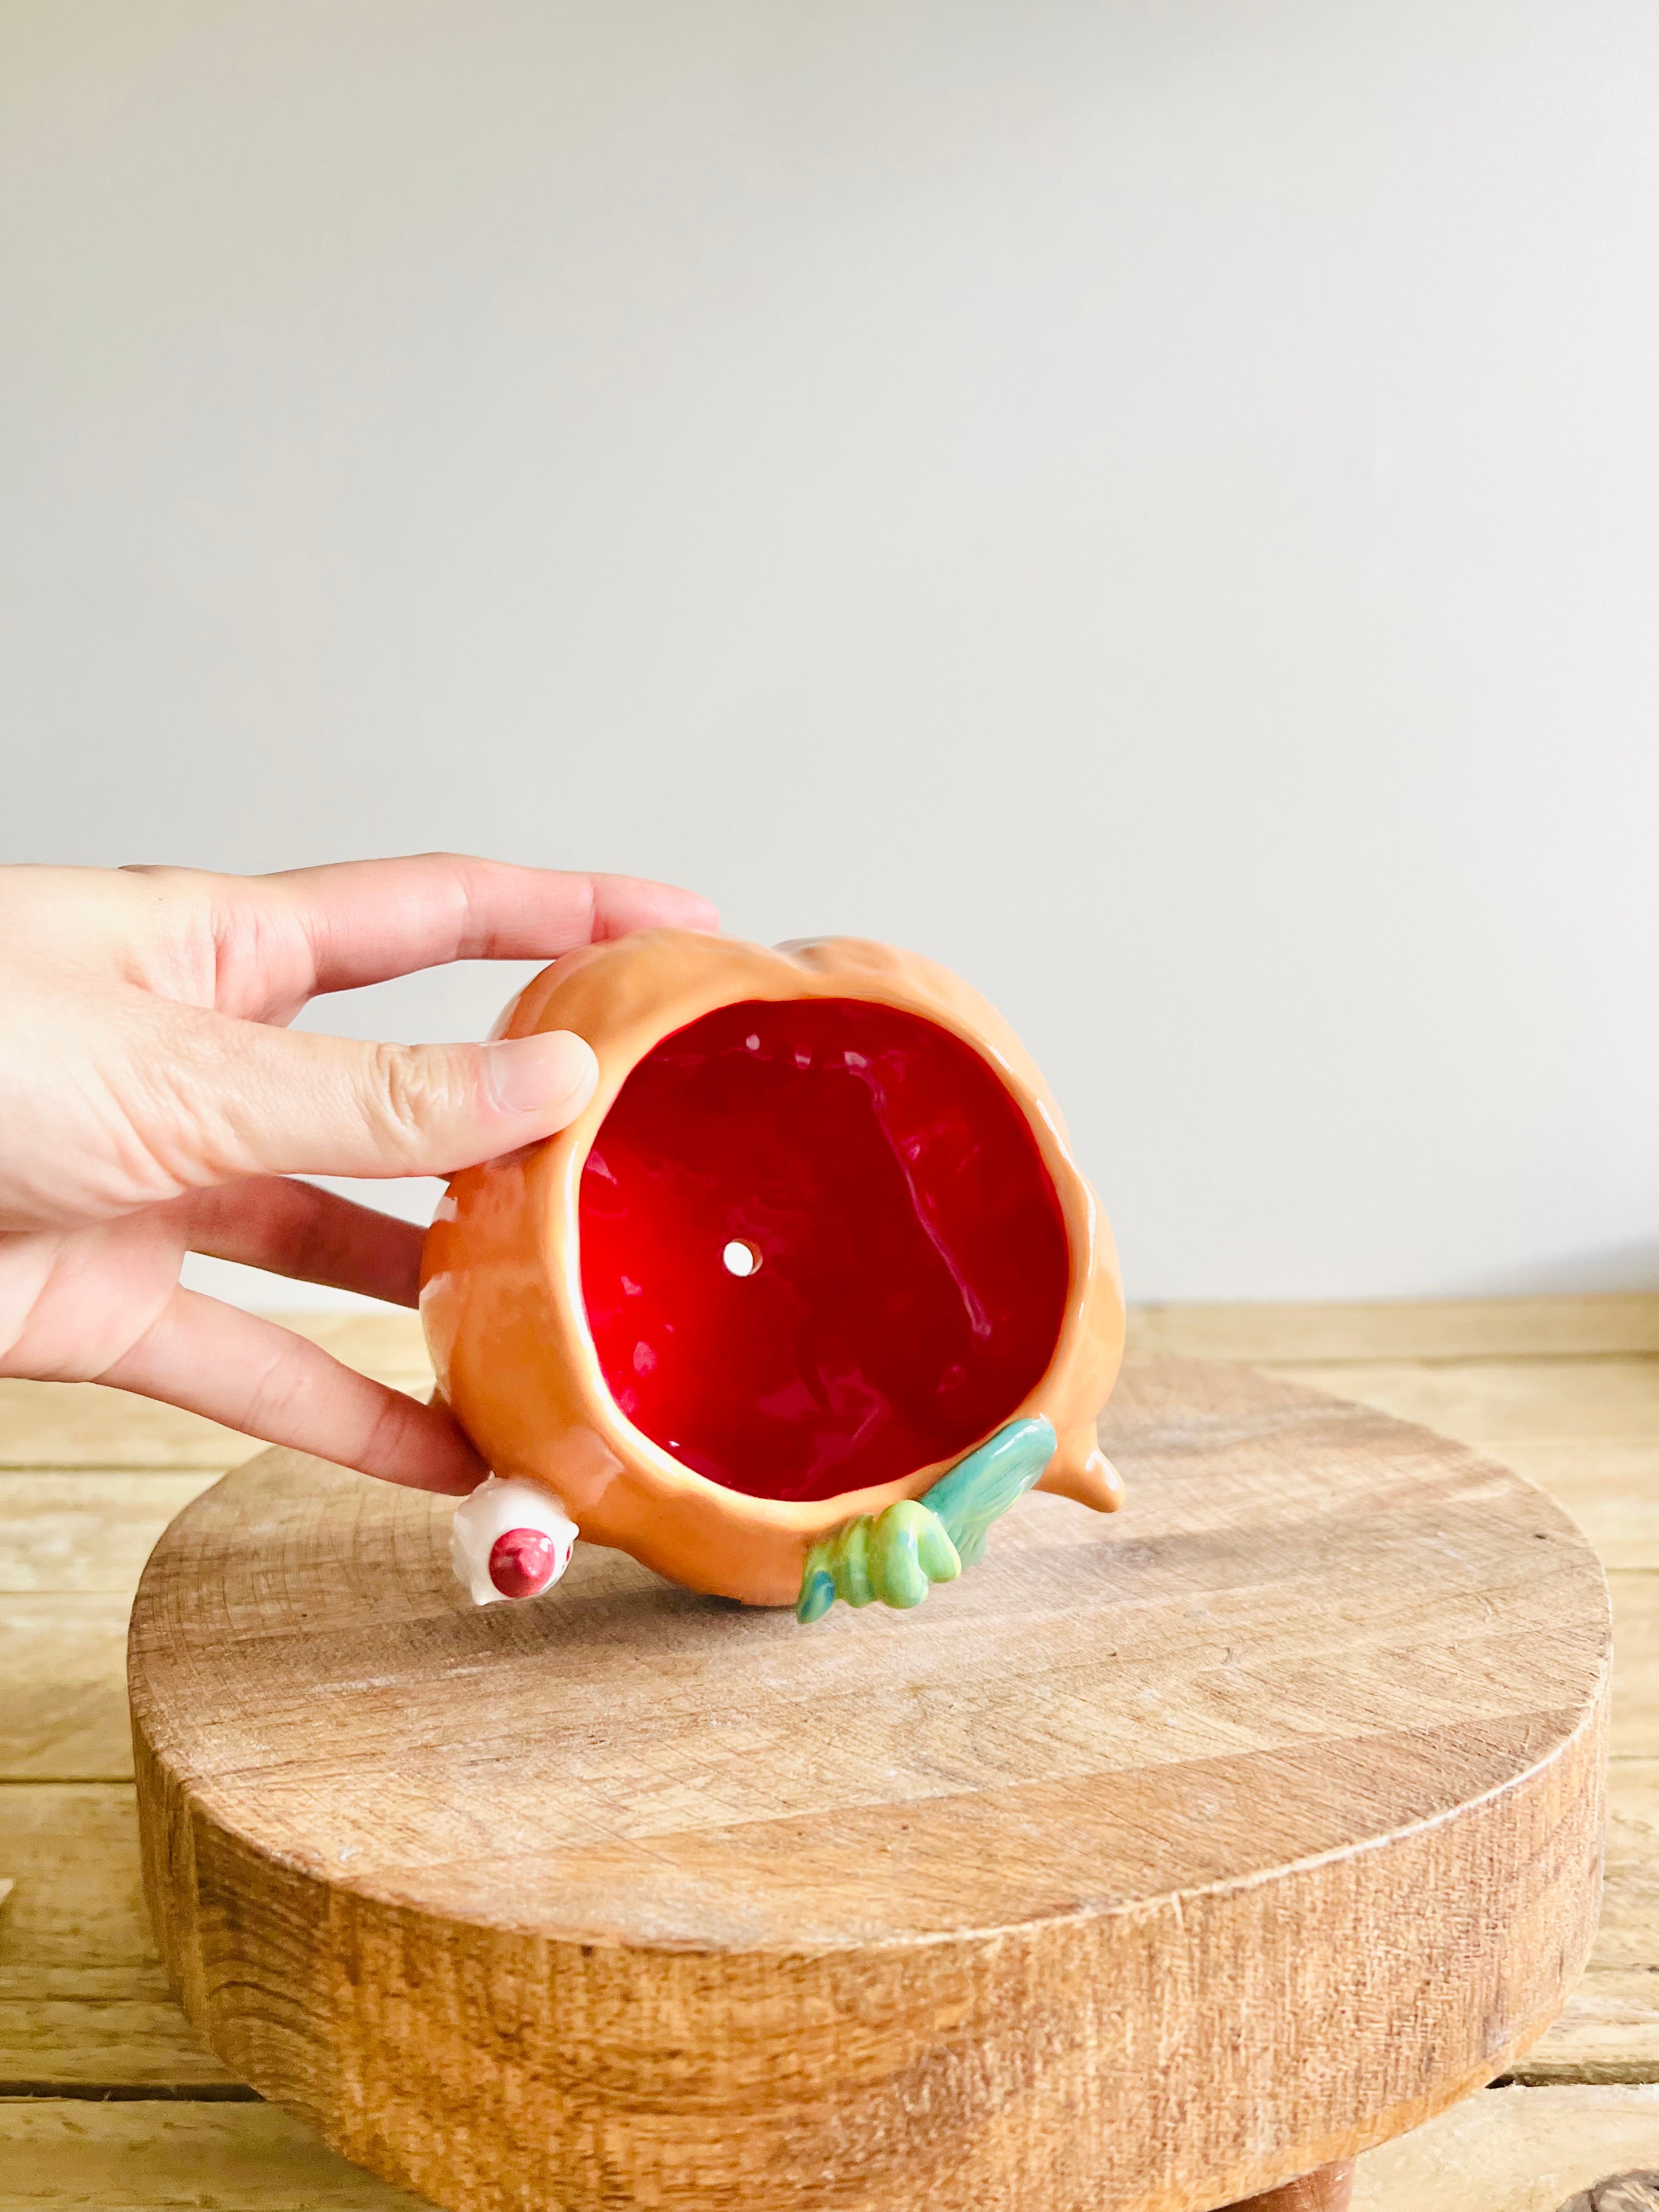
0,855,716,1492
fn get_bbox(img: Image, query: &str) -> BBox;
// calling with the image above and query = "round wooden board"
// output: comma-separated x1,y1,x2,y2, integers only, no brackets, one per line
130,1355,1610,2212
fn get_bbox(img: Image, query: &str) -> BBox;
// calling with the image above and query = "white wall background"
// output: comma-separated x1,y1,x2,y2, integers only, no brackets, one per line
3,0,1657,1307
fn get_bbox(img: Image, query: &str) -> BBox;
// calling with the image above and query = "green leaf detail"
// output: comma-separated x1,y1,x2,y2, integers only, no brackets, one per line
921,1416,1058,1568
794,1418,1057,1623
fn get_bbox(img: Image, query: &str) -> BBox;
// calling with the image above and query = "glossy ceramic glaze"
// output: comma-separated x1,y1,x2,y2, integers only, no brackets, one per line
420,931,1126,1610
579,996,1071,1504
450,1477,577,1606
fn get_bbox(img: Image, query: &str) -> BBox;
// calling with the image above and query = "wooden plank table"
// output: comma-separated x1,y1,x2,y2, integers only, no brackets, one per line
3,1296,1657,2210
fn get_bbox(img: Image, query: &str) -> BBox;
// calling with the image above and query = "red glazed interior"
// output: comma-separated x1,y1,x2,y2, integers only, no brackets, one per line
577,997,1070,1503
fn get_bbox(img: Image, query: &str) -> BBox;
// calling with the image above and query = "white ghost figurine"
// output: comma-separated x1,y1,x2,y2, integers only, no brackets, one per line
451,1476,579,1606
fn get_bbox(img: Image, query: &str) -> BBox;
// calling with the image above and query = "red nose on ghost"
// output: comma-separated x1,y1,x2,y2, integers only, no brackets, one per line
488,1528,561,1600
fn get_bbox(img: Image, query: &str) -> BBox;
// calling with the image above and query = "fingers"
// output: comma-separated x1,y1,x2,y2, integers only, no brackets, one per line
148,1006,600,1182
99,1290,484,1493
178,1178,426,1307
253,854,719,1000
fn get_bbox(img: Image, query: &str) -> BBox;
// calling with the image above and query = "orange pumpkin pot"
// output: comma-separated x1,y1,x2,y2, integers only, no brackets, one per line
420,931,1125,1615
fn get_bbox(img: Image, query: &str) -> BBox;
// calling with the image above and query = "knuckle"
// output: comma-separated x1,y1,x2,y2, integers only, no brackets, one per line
356,1385,422,1476
240,1333,323,1441
364,1042,471,1157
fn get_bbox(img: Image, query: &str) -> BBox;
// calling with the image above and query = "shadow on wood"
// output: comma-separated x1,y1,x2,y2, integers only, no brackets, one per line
1218,2159,1353,2210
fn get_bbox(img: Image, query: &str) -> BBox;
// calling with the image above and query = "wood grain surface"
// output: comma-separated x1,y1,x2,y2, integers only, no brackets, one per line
9,2087,1654,2212
3,1295,1653,2208
1351,2085,1659,2210
128,1353,1610,2212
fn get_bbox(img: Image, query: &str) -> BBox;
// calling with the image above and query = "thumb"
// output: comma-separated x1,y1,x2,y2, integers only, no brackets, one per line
166,1014,600,1182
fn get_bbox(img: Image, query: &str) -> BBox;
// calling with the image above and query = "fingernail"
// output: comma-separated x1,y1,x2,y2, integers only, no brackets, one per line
484,1031,599,1117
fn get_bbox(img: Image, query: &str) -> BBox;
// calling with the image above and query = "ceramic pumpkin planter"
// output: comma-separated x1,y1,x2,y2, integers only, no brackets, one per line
420,930,1125,1620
